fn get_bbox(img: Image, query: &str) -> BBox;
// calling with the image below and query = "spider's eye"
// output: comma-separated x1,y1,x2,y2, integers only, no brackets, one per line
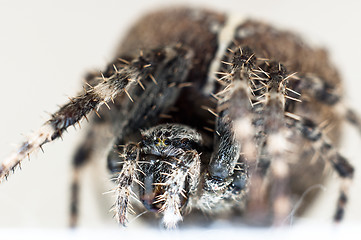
156,138,169,147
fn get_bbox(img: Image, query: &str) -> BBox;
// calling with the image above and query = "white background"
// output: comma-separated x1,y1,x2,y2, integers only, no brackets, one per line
0,0,361,235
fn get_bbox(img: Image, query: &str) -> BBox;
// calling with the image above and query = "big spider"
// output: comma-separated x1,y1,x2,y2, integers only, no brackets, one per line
0,7,358,228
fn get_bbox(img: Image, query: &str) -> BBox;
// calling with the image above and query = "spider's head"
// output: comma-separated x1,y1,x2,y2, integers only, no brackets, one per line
140,123,202,156
138,124,202,216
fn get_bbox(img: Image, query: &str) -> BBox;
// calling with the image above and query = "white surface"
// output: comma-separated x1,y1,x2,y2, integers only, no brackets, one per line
1,223,361,240
0,0,361,230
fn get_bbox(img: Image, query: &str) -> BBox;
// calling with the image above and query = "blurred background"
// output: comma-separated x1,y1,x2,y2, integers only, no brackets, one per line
0,0,360,235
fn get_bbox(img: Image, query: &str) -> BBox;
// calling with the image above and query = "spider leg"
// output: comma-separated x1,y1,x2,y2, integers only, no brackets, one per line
112,143,140,226
224,69,267,222
70,165,81,228
69,112,115,227
201,45,295,225
296,74,361,135
199,117,248,212
344,108,361,135
287,116,355,221
156,150,201,229
199,47,256,213
0,45,193,181
295,74,341,105
257,61,298,225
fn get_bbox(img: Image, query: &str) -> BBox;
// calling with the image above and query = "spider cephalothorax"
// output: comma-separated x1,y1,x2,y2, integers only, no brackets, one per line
0,7,358,228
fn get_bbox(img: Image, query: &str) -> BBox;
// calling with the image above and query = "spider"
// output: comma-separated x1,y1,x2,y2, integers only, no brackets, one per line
0,7,358,229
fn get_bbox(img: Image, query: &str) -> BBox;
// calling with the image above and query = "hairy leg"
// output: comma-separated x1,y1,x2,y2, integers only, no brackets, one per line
296,74,361,135
70,113,115,227
287,116,354,221
199,47,256,215
0,45,193,181
112,143,140,225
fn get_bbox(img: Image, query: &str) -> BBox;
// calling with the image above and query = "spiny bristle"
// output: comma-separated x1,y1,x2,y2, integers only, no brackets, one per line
148,74,158,85
123,89,134,102
117,58,130,65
